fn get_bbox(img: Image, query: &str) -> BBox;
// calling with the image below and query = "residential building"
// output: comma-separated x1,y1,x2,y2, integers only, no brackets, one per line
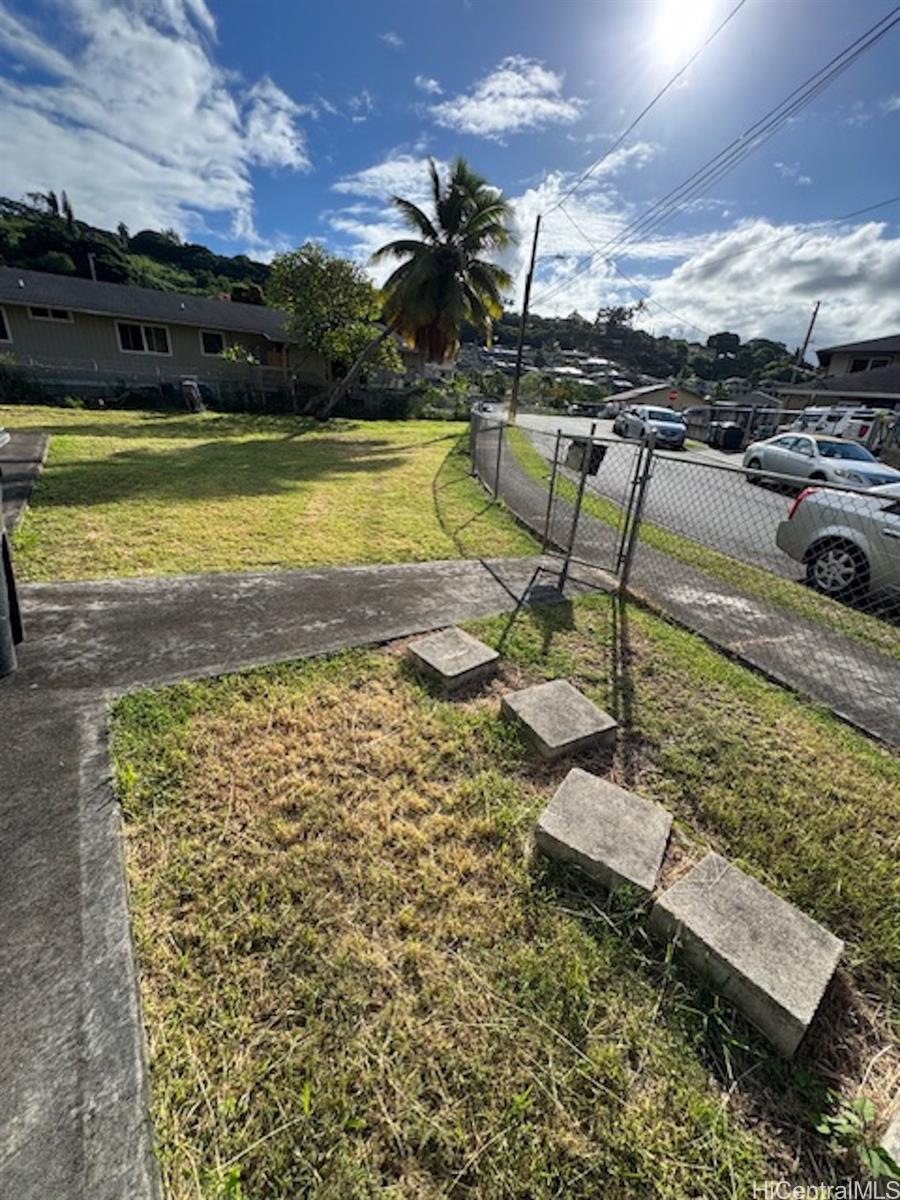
815,334,900,377
611,382,705,410
0,267,327,399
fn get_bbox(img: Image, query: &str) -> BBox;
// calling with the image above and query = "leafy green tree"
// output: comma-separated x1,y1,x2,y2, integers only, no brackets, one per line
319,157,515,418
707,331,741,358
268,243,403,411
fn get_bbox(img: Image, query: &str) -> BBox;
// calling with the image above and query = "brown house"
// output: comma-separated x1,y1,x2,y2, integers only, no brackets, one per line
0,267,326,399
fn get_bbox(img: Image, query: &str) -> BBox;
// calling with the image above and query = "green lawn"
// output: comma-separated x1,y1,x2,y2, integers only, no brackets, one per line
506,427,900,662
5,406,535,581
113,595,899,1199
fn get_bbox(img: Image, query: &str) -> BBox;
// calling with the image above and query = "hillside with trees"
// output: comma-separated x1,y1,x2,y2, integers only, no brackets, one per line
0,192,270,301
469,304,806,385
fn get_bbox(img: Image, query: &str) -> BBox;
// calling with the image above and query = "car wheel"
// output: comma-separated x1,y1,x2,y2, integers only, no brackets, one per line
805,540,869,600
809,472,827,482
745,456,762,485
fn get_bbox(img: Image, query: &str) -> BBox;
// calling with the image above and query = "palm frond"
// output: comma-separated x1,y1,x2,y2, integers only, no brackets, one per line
390,197,438,242
370,239,427,264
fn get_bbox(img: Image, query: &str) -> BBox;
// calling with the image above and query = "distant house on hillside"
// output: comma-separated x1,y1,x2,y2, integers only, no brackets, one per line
0,267,327,401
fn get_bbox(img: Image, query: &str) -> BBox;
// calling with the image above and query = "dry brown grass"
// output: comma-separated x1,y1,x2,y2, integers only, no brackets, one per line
113,597,899,1198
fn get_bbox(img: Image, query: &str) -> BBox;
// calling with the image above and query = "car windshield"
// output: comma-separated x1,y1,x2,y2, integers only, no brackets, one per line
646,409,682,423
814,440,877,462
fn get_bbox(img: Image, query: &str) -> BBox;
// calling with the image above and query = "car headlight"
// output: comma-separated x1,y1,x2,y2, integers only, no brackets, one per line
833,468,864,483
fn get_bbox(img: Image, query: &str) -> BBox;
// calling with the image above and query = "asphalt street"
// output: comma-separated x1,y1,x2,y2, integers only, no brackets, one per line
516,411,805,579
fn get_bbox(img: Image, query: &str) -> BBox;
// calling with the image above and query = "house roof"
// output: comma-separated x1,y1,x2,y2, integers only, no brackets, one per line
614,382,702,404
0,267,289,340
816,333,900,361
778,362,900,400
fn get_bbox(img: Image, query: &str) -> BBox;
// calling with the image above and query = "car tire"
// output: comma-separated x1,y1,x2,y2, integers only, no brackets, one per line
805,539,869,600
809,472,827,482
745,456,762,485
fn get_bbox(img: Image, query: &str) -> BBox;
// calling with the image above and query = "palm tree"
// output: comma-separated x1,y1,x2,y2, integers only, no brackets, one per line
321,157,514,415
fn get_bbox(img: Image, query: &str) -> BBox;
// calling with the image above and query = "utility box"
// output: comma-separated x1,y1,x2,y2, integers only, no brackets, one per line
0,470,24,677
565,438,607,475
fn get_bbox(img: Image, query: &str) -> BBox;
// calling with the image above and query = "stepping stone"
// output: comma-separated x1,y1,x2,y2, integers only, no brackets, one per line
406,626,498,694
536,768,671,893
501,679,616,759
649,853,843,1057
881,1107,900,1170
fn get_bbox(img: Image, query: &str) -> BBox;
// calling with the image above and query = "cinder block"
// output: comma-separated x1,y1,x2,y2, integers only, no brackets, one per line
406,627,498,694
536,768,671,893
501,679,616,759
649,853,843,1057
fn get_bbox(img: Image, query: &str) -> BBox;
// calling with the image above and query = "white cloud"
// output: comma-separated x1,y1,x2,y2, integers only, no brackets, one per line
333,153,445,205
774,161,812,186
880,94,900,113
0,0,310,247
347,89,375,122
414,74,442,95
429,56,584,138
379,30,403,48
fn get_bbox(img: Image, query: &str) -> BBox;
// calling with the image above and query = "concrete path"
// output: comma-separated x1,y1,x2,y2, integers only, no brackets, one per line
0,431,49,530
2,554,596,1200
475,423,900,749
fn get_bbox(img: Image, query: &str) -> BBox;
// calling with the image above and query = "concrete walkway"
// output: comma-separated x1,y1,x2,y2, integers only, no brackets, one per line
1,554,591,1200
0,431,49,530
475,423,900,749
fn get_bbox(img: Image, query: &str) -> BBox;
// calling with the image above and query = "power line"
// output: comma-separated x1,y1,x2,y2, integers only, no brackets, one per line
531,6,900,308
531,190,900,313
546,0,747,214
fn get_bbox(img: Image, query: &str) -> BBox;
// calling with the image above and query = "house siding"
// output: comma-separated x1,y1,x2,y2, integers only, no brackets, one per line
3,302,327,391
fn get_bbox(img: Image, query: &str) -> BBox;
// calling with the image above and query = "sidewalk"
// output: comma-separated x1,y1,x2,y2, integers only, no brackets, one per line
475,422,900,749
0,431,49,530
1,554,598,1199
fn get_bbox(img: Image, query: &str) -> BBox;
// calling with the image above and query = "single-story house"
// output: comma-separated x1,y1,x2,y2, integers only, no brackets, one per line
0,267,327,398
612,382,706,410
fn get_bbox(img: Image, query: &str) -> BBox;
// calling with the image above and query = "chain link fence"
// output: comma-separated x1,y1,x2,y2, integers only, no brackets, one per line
469,408,900,747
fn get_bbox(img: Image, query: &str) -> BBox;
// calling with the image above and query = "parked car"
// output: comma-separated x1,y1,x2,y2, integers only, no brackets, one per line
0,427,9,450
776,481,900,600
743,434,900,490
566,401,605,418
613,405,687,449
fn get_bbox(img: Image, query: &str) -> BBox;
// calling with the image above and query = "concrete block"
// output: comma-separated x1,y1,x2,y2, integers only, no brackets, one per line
649,853,843,1057
536,767,672,893
501,679,616,759
407,626,498,694
881,1107,900,1169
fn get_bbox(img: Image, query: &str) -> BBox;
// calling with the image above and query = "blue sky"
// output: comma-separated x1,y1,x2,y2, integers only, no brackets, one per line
1,0,899,348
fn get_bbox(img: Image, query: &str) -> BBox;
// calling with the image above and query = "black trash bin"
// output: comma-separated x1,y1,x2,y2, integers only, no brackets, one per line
0,470,24,678
565,438,607,475
718,422,744,452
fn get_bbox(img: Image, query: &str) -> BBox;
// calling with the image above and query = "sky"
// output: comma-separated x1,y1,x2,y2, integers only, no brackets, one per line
1,0,900,352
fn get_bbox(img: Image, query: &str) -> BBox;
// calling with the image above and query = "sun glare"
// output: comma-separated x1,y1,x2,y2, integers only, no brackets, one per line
652,0,716,66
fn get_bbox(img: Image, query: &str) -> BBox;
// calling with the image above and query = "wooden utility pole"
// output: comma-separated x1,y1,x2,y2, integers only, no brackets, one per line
507,214,541,425
791,300,820,382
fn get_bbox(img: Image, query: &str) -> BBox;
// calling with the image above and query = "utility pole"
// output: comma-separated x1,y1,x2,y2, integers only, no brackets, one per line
507,213,541,425
791,300,820,383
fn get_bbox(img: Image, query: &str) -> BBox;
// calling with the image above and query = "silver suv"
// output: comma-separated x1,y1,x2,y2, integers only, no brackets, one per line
613,405,686,449
776,481,900,599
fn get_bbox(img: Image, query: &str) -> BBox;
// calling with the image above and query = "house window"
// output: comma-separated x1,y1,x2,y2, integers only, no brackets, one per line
200,329,226,356
28,306,73,322
849,355,890,373
0,306,10,343
117,321,171,355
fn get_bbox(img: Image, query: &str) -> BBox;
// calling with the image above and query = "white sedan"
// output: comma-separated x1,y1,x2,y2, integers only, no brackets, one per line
743,433,899,490
776,481,900,599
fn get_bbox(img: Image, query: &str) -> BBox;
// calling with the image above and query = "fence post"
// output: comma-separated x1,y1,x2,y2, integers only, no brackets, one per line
618,431,655,596
558,423,596,590
492,420,504,500
541,429,562,551
468,411,477,473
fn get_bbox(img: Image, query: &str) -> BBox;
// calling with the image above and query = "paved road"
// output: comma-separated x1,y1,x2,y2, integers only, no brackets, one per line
0,431,49,530
516,412,798,578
